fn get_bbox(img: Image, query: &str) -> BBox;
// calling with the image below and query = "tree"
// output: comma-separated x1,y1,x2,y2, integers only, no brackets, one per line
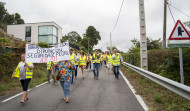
0,3,6,22
129,38,162,51
83,26,101,51
61,31,82,43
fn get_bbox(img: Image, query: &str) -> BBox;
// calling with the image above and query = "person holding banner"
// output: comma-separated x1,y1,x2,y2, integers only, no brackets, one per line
56,60,74,103
11,53,34,103
79,51,87,79
70,48,77,84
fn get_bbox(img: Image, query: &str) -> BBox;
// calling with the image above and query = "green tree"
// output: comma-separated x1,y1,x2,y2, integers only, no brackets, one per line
129,37,162,51
14,13,24,24
0,3,6,22
61,31,81,43
3,13,14,25
83,26,101,51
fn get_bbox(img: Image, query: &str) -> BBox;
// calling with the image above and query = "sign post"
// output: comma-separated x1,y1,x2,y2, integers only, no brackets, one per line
168,20,190,84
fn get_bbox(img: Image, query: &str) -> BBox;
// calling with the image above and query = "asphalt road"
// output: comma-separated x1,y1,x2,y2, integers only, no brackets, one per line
0,65,145,111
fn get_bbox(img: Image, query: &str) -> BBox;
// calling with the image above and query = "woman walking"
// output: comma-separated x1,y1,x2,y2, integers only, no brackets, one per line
12,53,34,103
56,60,74,103
79,51,87,79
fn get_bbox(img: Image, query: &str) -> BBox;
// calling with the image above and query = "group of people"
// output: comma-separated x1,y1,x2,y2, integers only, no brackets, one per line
11,48,123,104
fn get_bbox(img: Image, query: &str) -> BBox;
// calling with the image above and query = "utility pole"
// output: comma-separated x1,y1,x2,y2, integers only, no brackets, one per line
163,0,167,49
110,33,112,53
139,0,148,70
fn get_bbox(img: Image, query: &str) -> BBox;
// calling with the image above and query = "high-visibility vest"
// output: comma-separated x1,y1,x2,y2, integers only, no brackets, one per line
14,62,33,78
93,54,100,63
90,55,92,62
75,55,79,65
86,56,89,62
79,56,86,65
112,53,120,65
103,55,106,61
47,62,51,70
107,55,113,63
70,53,75,65
100,55,103,61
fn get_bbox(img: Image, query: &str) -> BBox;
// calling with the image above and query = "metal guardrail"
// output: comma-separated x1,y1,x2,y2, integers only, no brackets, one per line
122,62,190,101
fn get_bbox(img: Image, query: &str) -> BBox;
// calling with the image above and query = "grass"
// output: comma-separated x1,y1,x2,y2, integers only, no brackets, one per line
0,63,48,97
120,65,190,111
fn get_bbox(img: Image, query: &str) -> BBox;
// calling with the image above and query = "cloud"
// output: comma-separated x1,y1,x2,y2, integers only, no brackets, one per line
2,0,190,52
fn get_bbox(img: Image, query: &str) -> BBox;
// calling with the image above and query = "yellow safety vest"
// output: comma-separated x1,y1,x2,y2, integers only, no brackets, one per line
70,53,75,65
112,53,120,65
14,62,33,78
107,55,113,64
47,62,51,70
100,55,103,61
75,55,79,65
79,56,86,65
93,54,100,63
90,55,92,62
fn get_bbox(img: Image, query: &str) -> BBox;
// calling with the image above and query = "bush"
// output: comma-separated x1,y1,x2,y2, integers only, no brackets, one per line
37,42,49,48
122,48,190,85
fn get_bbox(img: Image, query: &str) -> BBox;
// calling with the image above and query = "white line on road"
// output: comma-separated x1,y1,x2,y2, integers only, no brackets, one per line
1,79,52,103
1,89,31,103
120,71,148,111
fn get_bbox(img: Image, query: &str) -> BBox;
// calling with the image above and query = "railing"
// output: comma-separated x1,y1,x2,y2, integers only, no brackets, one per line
122,62,190,101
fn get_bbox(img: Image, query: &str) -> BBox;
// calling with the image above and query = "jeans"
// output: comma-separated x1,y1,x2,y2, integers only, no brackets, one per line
75,65,78,77
60,81,71,98
20,78,31,91
113,65,120,79
86,62,89,69
71,70,74,83
93,63,100,77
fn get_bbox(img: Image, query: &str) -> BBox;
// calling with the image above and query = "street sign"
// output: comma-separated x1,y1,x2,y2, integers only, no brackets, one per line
167,20,190,84
169,20,190,40
168,20,190,48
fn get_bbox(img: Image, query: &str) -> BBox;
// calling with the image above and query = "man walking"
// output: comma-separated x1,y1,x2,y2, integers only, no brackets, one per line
112,49,123,79
70,48,77,84
92,49,101,80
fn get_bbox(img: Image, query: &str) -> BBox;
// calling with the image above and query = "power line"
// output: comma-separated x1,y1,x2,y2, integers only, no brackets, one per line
167,2,190,19
111,0,125,33
167,2,176,23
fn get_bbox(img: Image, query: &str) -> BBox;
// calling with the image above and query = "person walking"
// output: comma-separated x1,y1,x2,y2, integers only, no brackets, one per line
55,60,74,103
74,51,79,78
106,51,112,74
79,51,87,79
12,53,34,103
85,53,90,71
112,49,123,79
100,53,103,67
92,49,101,80
51,61,59,85
47,61,52,83
70,48,77,84
104,52,107,67
90,53,93,71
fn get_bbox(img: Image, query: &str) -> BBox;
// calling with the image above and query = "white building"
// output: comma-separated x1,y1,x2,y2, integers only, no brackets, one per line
7,21,62,45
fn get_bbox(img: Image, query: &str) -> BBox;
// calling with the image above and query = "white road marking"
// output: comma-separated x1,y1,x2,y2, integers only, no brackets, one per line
1,79,52,103
120,71,148,111
1,89,31,103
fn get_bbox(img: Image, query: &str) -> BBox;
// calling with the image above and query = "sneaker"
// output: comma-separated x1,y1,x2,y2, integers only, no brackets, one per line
96,77,98,80
94,76,96,79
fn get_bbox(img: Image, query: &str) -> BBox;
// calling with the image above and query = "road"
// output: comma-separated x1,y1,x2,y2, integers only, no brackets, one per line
0,65,145,111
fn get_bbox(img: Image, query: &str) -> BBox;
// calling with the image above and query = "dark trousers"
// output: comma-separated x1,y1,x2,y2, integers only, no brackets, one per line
71,70,74,84
104,61,106,65
20,78,31,91
75,65,78,77
86,62,89,69
113,66,120,79
93,63,100,77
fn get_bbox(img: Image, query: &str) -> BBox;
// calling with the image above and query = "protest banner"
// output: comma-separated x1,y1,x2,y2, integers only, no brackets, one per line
25,41,70,63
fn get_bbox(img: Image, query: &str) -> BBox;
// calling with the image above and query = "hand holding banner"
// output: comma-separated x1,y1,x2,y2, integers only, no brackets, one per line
25,41,70,63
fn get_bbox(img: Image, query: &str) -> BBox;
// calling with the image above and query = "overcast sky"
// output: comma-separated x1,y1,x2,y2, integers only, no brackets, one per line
2,0,190,52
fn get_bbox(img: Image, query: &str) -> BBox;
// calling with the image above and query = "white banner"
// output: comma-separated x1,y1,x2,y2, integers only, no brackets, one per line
25,41,70,63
